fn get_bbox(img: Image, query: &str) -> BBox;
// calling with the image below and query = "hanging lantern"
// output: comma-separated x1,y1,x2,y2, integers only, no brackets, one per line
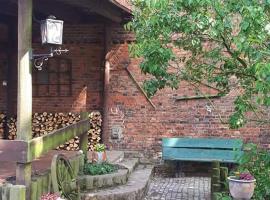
40,16,63,45
32,16,68,70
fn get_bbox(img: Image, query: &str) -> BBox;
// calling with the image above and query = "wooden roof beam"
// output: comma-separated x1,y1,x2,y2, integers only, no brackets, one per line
56,0,123,23
33,0,85,23
0,2,17,17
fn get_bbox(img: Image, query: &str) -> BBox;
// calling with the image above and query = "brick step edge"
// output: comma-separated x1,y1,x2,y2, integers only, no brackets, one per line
81,165,153,200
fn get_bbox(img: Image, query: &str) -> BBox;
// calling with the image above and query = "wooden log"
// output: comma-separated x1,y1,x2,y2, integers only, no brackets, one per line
41,174,48,195
211,183,221,193
36,177,42,200
30,180,37,200
9,185,26,200
220,167,228,182
212,161,220,169
1,183,12,200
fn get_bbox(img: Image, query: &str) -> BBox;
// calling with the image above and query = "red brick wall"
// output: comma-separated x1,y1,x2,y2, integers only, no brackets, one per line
0,24,8,113
0,24,105,114
105,25,270,160
32,24,105,113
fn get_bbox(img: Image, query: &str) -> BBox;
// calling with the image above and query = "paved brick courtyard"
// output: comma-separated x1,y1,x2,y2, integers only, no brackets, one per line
144,177,211,200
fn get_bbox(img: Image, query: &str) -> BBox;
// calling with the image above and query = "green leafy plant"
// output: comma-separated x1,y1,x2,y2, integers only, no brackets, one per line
83,162,117,175
94,143,106,152
213,192,232,200
129,0,270,128
237,143,270,199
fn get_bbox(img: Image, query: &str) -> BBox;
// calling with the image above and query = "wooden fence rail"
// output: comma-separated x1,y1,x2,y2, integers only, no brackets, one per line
0,118,89,163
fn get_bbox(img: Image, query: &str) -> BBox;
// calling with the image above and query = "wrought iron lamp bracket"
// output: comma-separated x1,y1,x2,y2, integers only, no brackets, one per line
31,47,69,70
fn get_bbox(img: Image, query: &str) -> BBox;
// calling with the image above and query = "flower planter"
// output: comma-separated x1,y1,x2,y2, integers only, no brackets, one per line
228,176,256,199
93,151,107,164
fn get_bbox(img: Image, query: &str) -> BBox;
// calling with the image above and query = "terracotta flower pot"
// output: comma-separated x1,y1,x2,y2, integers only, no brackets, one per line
228,176,256,199
92,151,107,164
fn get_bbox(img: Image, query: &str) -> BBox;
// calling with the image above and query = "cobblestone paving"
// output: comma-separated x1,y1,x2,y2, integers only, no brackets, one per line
144,177,211,200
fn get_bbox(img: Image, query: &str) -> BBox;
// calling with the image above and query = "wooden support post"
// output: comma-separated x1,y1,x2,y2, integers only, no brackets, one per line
79,112,89,163
79,132,88,163
16,0,33,199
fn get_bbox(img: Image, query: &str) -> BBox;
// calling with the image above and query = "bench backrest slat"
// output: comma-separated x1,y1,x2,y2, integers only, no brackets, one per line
163,147,243,163
162,138,243,150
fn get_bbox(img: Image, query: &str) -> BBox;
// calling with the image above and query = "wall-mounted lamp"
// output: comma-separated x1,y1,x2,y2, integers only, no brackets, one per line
32,16,69,70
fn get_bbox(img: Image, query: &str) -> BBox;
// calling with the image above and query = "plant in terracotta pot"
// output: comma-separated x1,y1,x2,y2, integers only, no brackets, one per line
92,143,107,164
228,171,256,199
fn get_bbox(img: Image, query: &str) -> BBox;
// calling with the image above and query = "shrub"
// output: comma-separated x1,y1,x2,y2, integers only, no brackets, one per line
237,143,270,199
83,162,117,175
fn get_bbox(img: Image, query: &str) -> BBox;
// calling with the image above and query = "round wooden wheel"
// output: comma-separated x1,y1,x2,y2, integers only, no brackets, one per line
51,154,79,200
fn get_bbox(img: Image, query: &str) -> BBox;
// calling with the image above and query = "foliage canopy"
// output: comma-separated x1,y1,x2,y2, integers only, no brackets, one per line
128,0,270,128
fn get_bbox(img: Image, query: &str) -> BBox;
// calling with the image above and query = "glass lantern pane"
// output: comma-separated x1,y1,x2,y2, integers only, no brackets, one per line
40,19,63,45
46,19,63,45
40,20,48,44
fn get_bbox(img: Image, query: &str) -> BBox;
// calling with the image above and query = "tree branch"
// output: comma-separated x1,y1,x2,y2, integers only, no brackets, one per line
221,35,248,68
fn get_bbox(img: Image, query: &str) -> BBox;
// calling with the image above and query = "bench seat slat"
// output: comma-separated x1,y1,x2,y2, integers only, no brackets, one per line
163,147,243,163
162,138,243,149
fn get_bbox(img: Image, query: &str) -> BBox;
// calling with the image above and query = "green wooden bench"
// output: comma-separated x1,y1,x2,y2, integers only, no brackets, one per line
162,138,243,163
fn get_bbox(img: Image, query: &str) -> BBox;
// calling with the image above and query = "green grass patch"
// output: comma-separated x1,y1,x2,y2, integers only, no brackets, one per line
83,162,117,175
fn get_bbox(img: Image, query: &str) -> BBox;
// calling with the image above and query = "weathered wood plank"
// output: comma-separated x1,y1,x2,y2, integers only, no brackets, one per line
36,178,42,200
79,112,89,162
56,0,122,22
0,120,89,163
30,180,37,200
1,183,12,200
162,138,243,149
17,0,32,141
9,185,26,200
162,147,243,163
0,140,28,162
17,0,33,197
28,119,90,161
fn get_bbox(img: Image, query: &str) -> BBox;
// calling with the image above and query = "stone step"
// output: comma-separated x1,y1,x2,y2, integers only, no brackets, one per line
81,165,153,200
78,169,129,191
78,158,139,191
116,158,139,174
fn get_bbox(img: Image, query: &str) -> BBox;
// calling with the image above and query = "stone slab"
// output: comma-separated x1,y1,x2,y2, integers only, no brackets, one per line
81,165,153,200
78,169,129,190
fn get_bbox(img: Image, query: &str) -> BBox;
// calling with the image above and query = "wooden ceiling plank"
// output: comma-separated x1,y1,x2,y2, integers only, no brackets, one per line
33,0,84,23
56,0,123,23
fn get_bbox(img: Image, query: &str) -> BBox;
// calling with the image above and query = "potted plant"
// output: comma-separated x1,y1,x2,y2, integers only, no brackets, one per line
228,172,256,199
92,143,107,164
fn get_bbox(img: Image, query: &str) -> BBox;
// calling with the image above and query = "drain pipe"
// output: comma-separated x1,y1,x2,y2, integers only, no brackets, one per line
102,59,111,144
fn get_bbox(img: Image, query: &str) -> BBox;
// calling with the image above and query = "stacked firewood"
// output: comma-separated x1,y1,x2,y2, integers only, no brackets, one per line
7,117,16,140
88,111,102,151
32,112,81,137
0,113,5,139
56,136,81,151
0,111,103,151
6,112,81,141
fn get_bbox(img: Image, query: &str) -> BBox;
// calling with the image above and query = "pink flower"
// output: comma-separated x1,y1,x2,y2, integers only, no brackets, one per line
40,193,60,200
239,172,254,180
